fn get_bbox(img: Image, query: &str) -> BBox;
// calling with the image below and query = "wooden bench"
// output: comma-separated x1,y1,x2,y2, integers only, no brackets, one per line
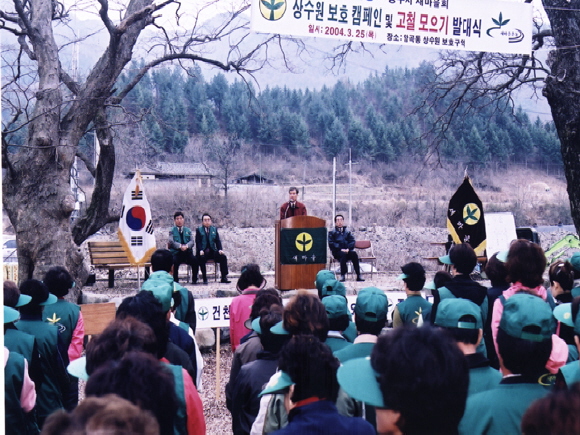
88,241,151,288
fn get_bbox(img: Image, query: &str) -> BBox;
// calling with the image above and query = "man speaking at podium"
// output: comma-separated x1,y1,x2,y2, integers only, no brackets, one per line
280,186,307,220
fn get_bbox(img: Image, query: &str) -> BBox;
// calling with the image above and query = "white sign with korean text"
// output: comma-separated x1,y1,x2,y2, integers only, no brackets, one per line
251,0,532,55
194,290,433,329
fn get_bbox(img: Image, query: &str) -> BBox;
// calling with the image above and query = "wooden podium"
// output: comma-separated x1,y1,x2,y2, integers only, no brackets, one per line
275,216,327,290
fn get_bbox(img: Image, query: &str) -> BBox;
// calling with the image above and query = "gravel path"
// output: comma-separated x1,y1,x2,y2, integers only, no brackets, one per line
200,344,234,434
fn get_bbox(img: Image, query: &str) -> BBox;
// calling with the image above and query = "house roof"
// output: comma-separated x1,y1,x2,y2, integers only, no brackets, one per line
128,163,215,177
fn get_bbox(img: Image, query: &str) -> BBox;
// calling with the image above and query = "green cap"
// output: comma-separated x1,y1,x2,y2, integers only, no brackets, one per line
4,306,19,324
321,279,346,298
67,356,89,381
434,299,482,330
424,281,436,290
141,282,173,312
570,252,580,273
251,317,262,334
270,320,290,335
439,254,453,265
397,273,408,280
553,303,580,335
499,294,554,342
354,287,388,322
15,294,32,308
337,357,385,408
496,250,509,263
259,371,294,397
322,295,349,319
315,270,336,292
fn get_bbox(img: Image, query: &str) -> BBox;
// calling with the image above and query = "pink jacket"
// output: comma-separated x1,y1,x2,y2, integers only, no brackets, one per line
491,282,568,374
229,289,259,351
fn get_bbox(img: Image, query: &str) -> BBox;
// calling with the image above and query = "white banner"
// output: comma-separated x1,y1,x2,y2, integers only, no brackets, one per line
251,0,532,55
194,291,433,329
118,170,156,265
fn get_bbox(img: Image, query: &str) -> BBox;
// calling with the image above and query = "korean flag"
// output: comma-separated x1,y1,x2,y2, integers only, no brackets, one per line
118,170,156,265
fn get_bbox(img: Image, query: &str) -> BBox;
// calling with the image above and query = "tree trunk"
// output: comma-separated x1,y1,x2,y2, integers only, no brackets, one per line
542,0,580,235
2,0,155,292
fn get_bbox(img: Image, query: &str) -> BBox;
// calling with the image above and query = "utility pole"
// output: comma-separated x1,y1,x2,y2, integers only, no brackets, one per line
332,157,337,218
349,148,352,227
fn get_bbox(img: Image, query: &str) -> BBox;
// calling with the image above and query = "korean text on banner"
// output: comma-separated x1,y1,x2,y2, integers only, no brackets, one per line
251,0,532,55
118,170,156,265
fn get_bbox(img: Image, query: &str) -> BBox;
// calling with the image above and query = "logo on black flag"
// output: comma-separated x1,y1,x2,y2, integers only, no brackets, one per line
280,228,327,265
447,177,486,255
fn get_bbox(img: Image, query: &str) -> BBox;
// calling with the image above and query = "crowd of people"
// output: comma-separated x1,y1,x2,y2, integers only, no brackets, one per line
5,226,580,433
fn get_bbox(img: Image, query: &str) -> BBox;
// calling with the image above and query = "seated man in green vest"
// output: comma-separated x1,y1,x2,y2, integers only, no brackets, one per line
195,213,230,284
168,211,199,284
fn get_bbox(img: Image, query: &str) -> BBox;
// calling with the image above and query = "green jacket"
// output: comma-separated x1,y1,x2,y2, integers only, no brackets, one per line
4,350,40,435
459,380,550,435
196,225,221,254
15,319,66,422
560,361,580,387
44,299,80,347
164,363,187,435
169,226,194,254
142,271,196,331
394,295,432,328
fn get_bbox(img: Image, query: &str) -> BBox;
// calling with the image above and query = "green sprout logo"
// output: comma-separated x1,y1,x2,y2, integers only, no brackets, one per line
260,0,286,21
486,12,510,36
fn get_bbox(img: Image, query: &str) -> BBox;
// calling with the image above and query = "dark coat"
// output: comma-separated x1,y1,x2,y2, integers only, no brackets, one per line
328,227,356,256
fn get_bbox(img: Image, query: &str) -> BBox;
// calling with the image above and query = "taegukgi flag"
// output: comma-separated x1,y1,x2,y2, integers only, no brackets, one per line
447,176,486,256
118,170,156,265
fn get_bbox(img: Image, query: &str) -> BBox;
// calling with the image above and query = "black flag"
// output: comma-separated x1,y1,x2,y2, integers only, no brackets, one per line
280,228,327,265
447,176,486,255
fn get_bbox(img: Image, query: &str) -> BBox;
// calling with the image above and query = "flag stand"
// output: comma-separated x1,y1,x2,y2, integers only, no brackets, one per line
137,265,141,288
215,327,221,400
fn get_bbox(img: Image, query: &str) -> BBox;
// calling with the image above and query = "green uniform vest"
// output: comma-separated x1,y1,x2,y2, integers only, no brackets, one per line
459,383,550,435
197,226,218,251
173,283,190,326
164,363,188,435
170,226,193,254
468,366,503,396
15,320,64,421
4,329,35,364
5,350,40,435
325,334,350,353
396,295,432,326
342,322,357,343
44,300,80,348
560,361,580,387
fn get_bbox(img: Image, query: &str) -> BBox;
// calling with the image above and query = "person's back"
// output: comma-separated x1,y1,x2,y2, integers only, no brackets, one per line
84,316,206,435
230,305,287,435
433,244,488,321
272,335,374,435
4,306,38,435
459,294,554,435
393,263,432,328
230,265,265,351
433,298,502,397
16,280,67,428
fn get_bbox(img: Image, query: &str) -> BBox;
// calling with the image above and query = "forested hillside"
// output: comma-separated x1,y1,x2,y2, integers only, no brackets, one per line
90,61,561,170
